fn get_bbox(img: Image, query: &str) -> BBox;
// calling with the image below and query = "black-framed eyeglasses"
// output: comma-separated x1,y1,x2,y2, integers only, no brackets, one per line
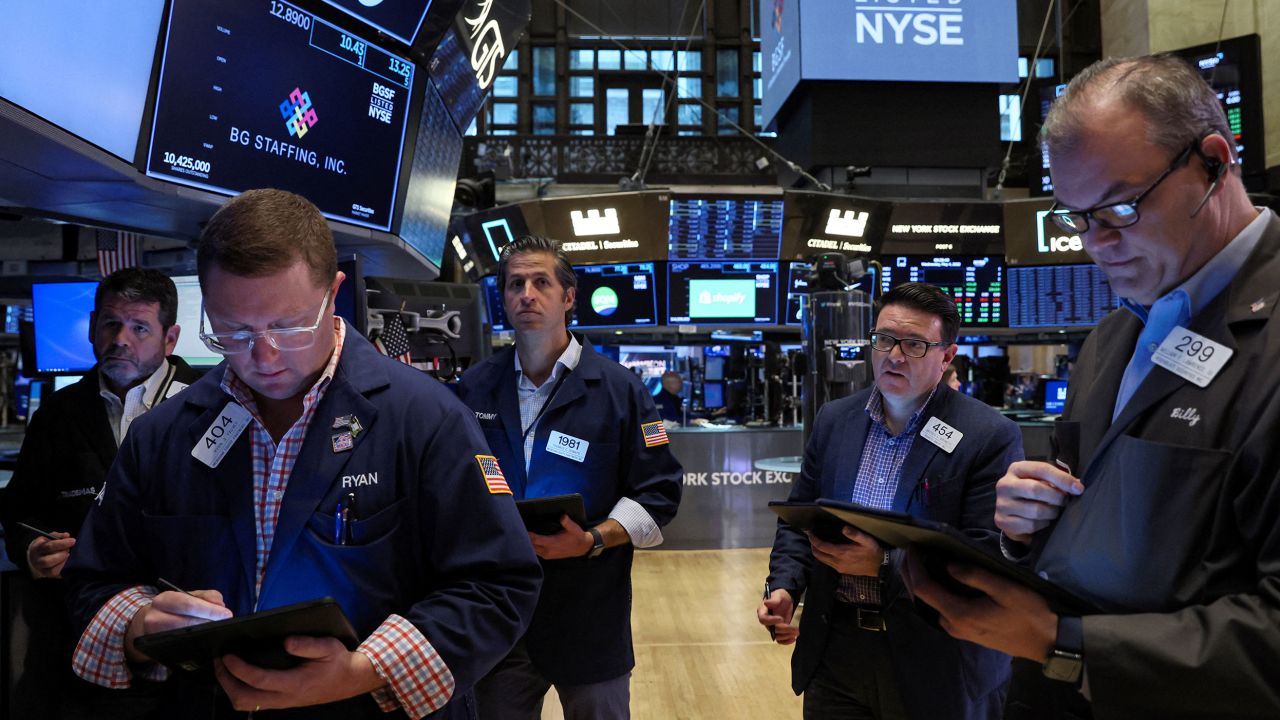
1048,140,1204,234
869,332,948,359
198,291,331,355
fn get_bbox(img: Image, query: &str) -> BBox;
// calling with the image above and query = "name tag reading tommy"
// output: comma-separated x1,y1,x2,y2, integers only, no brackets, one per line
1152,326,1233,388
921,417,963,454
191,402,252,468
546,431,589,463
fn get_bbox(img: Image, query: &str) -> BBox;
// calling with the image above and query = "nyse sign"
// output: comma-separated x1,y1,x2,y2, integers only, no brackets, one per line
854,0,963,46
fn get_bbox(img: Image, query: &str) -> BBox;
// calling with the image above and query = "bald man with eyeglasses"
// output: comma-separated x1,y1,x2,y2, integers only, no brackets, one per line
760,282,1024,720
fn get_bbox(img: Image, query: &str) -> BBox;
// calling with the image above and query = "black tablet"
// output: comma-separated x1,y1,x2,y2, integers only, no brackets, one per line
815,499,1095,614
516,493,588,535
768,501,853,544
133,597,359,672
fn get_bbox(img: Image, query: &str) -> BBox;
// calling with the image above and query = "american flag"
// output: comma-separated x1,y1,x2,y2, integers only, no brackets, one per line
96,230,140,277
642,420,669,448
373,311,414,364
475,455,511,495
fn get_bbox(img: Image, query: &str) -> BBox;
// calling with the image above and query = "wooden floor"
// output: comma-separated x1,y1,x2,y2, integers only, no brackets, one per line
541,548,802,719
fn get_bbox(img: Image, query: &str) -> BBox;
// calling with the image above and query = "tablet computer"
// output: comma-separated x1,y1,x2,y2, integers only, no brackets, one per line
815,499,1095,614
768,501,853,544
133,597,359,672
516,493,588,535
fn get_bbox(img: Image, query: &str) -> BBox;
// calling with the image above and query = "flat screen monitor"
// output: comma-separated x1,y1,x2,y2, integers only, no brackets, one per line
704,356,725,381
32,282,97,375
882,202,1005,255
667,261,780,325
703,381,724,409
1171,35,1265,177
146,0,417,232
169,276,225,368
480,275,509,332
540,192,670,265
319,0,433,46
571,263,659,329
783,262,811,326
1007,265,1118,328
1044,379,1068,415
779,191,887,261
668,196,785,261
880,255,1005,327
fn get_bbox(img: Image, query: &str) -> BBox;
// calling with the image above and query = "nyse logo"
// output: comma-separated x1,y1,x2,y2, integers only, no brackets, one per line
825,209,869,238
855,0,964,47
464,0,506,90
570,208,620,237
1036,210,1084,253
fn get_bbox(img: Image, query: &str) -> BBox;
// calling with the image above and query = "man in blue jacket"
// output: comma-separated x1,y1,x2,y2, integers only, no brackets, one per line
64,189,541,719
458,236,682,720
759,282,1022,719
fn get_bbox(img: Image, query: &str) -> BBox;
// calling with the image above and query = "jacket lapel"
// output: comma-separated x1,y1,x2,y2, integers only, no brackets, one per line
257,361,380,604
892,389,947,513
494,351,529,496
831,399,869,503
77,374,120,468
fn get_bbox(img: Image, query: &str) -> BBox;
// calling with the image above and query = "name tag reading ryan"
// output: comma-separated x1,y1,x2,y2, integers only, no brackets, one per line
192,402,253,468
1152,326,1233,388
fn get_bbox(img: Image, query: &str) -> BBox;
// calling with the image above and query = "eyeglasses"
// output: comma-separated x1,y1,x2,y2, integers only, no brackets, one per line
869,332,948,359
199,291,330,355
1047,140,1202,234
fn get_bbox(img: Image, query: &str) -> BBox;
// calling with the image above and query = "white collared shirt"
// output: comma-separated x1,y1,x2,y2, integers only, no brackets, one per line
99,358,183,446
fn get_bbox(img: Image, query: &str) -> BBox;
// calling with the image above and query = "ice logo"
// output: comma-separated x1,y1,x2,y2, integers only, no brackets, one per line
591,287,619,316
280,87,318,138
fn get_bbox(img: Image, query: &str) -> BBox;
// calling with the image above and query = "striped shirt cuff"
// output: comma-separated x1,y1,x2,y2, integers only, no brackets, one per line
609,496,663,548
357,614,454,718
72,585,169,688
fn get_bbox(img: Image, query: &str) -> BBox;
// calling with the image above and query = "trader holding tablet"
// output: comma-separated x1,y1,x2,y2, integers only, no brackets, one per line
759,283,1023,719
64,189,541,719
908,55,1280,719
458,236,682,719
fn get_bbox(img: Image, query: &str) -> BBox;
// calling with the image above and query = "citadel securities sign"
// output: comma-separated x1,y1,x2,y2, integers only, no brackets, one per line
760,0,1018,127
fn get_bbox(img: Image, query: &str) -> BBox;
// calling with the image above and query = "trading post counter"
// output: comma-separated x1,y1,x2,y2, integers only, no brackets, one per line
660,426,803,550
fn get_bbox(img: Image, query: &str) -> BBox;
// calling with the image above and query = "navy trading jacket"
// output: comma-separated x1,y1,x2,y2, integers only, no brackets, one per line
65,329,542,720
769,384,1023,720
458,339,683,685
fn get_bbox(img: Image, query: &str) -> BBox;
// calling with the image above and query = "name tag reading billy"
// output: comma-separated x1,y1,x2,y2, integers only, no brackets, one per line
921,417,963,454
546,430,589,463
192,402,252,468
1152,326,1233,388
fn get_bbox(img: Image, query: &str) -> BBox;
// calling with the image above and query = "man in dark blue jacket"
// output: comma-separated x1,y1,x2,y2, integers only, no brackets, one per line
64,189,541,719
759,283,1022,720
458,236,682,720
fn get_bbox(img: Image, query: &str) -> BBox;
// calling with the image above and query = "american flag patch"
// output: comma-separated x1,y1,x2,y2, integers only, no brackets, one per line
475,455,511,495
642,420,669,447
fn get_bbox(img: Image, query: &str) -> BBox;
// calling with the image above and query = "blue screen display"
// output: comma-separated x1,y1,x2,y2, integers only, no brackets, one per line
481,275,509,332
1044,379,1068,415
703,381,724,409
571,263,660,329
32,282,97,374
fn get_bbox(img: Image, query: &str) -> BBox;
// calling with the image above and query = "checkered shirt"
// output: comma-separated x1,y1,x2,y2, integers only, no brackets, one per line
836,386,935,605
73,319,455,717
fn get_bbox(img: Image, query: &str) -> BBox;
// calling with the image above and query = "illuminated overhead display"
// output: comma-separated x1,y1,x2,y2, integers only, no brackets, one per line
147,0,416,231
571,263,660,329
780,191,889,260
668,195,785,261
539,192,669,264
880,254,1005,327
1007,265,1117,328
668,261,780,325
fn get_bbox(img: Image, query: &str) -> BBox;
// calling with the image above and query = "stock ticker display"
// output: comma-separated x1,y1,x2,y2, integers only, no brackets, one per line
147,0,416,231
668,197,785,261
571,263,660,329
1007,264,1119,328
881,255,1005,326
668,261,780,325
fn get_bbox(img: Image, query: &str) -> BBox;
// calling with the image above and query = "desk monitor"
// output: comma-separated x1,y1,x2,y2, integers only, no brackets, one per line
880,255,1005,327
480,275,509,332
31,281,97,375
1044,379,1068,415
702,381,724,409
169,276,225,368
667,261,779,326
570,263,660,329
704,356,725,381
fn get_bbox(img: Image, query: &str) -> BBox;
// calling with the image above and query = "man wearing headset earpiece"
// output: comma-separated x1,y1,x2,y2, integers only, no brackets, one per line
905,54,1280,719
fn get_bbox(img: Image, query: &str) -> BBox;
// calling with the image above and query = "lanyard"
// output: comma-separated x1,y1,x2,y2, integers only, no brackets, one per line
522,367,572,442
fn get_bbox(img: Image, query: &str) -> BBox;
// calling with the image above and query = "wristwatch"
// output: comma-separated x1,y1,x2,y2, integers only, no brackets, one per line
1042,615,1085,684
586,527,606,558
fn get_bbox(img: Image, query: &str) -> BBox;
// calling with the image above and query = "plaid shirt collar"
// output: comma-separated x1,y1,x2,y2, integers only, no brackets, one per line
865,384,937,438
219,317,346,416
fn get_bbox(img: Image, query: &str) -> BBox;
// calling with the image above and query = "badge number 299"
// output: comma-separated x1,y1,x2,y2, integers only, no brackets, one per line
192,402,253,468
1152,326,1232,388
922,416,963,454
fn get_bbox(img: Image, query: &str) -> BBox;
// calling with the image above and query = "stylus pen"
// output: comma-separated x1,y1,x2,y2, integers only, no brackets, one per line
16,521,59,541
764,582,777,640
157,577,196,598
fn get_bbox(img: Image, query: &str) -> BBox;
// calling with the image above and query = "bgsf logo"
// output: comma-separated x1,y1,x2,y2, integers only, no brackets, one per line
280,87,318,138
